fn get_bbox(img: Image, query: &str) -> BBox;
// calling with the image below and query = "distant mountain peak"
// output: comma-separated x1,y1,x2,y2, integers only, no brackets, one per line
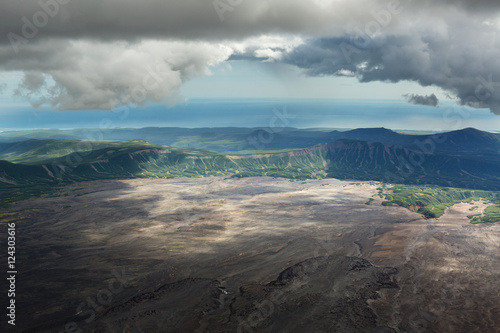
447,127,491,138
457,127,483,133
346,127,394,133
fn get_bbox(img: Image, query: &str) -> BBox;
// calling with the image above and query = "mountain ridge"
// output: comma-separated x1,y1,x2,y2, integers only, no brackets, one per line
2,126,500,153
1,127,499,195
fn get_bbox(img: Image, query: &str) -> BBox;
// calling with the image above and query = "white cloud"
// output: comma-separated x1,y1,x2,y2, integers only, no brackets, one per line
335,69,355,77
7,40,232,110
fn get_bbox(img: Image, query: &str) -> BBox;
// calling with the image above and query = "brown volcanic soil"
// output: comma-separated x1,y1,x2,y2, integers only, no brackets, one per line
0,177,499,332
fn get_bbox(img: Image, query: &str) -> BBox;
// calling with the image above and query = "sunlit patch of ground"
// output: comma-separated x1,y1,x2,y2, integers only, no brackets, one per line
2,177,499,332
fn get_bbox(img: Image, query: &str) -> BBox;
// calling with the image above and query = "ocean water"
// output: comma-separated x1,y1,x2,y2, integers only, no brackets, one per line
0,99,499,131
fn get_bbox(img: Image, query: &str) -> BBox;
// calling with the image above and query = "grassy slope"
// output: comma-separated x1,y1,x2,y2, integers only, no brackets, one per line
1,135,499,223
0,160,66,208
0,147,325,208
0,139,163,164
471,204,500,224
379,184,500,220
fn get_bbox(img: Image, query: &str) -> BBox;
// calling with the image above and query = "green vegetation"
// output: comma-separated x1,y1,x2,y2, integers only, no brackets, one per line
0,139,140,164
380,185,500,220
221,148,302,155
1,129,500,220
376,186,386,198
0,183,65,208
1,126,498,155
0,208,46,225
365,198,374,205
0,140,331,207
471,205,500,224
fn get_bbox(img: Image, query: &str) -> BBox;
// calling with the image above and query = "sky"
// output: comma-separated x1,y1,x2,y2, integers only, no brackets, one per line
1,0,500,130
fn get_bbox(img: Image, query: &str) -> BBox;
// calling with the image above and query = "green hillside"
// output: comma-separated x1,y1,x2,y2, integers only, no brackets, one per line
0,160,64,207
379,184,500,220
0,140,331,206
1,128,499,223
1,135,499,190
0,139,130,164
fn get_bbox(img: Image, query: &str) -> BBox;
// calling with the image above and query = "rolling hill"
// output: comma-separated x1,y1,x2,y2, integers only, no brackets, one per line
0,127,498,187
1,127,499,221
2,126,499,154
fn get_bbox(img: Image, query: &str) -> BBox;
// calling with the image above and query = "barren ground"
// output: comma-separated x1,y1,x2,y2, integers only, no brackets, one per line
1,177,499,332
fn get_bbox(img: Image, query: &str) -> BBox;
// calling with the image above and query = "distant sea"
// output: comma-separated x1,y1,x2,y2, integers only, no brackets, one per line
1,99,499,132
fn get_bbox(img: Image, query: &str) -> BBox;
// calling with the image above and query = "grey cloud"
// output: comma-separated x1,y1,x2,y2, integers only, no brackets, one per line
13,71,47,106
0,0,389,110
17,72,45,92
404,94,439,107
2,40,232,110
0,0,498,46
0,0,386,45
279,14,500,115
1,0,500,111
437,0,500,12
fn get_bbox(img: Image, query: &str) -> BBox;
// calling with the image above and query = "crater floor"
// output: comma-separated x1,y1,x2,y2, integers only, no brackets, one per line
1,177,499,332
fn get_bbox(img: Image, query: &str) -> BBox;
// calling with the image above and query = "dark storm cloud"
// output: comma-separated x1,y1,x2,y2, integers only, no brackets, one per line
438,0,500,12
404,94,439,107
0,0,500,111
0,0,498,45
0,0,384,44
280,23,500,114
